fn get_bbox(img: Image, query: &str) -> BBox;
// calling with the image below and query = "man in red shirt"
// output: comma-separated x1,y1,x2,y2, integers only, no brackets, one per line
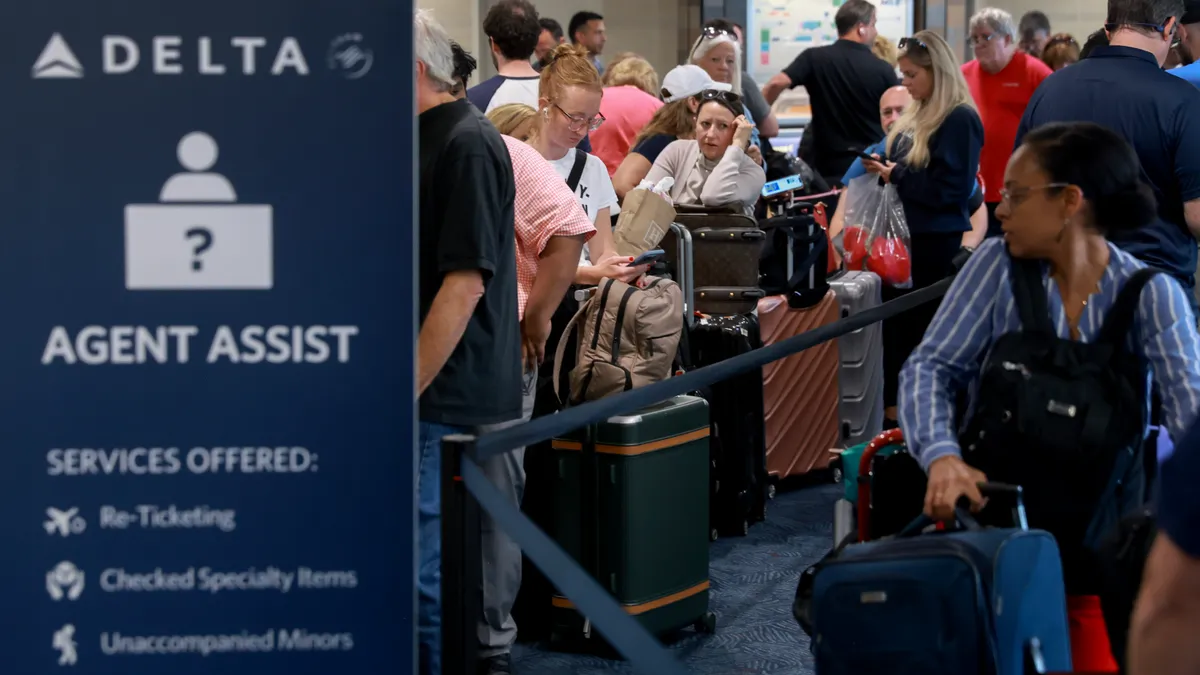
961,7,1052,237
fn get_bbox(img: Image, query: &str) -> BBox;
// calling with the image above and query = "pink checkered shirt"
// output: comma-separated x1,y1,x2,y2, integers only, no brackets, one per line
502,135,596,319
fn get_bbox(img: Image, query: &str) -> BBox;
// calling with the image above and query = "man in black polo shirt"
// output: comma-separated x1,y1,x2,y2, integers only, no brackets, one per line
414,9,521,675
762,0,899,182
1015,0,1200,298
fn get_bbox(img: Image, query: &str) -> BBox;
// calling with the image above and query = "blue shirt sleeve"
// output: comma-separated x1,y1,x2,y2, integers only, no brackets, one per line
891,106,983,210
1170,62,1200,87
1144,269,1200,557
1137,273,1200,444
898,238,1008,469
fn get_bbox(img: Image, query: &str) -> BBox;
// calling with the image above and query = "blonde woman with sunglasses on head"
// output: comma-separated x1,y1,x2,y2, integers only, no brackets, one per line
860,31,983,427
688,24,763,150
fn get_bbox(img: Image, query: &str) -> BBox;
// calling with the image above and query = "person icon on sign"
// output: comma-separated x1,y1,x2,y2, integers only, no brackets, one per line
126,130,273,290
159,132,237,202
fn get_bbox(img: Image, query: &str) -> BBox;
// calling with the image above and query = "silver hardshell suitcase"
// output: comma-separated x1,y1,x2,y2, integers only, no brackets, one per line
828,270,884,446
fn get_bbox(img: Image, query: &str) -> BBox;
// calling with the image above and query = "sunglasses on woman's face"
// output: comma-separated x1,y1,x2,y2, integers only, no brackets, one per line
899,36,928,52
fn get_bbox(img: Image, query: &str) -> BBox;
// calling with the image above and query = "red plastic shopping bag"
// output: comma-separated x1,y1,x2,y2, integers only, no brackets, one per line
842,174,913,288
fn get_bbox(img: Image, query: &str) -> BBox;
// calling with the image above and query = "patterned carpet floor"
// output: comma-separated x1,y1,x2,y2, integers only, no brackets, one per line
511,483,840,675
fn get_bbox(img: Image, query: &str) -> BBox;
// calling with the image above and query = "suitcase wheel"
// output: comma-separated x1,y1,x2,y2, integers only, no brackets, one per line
831,466,843,485
741,519,750,536
693,611,717,635
709,527,720,542
767,483,777,500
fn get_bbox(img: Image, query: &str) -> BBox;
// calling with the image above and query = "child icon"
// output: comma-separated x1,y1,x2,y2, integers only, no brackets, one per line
52,624,78,666
159,132,238,202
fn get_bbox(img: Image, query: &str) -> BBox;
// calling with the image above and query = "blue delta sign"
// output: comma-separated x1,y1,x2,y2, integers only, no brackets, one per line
0,2,417,673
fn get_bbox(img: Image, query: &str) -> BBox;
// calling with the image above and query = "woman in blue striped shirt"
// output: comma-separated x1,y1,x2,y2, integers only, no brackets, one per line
899,121,1200,667
900,121,1200,514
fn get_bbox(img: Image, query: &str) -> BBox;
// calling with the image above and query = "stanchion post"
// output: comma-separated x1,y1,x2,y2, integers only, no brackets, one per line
441,433,481,675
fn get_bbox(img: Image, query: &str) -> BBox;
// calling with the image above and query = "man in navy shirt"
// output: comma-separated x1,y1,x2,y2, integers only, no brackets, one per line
1129,417,1200,674
1015,0,1200,296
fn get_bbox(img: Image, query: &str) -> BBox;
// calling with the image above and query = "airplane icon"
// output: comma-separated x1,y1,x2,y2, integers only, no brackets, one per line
44,507,86,537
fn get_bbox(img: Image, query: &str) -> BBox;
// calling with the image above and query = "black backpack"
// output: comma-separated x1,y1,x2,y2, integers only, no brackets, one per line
1096,505,1157,671
961,254,1158,591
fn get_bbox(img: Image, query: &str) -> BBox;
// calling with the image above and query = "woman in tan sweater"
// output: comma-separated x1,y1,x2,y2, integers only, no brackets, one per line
643,90,765,216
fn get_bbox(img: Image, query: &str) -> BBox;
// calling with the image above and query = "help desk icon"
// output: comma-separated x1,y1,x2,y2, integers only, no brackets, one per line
125,132,273,290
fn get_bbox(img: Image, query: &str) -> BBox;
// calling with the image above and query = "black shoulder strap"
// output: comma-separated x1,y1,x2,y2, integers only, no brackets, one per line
1098,267,1161,346
1008,253,1055,334
566,150,587,193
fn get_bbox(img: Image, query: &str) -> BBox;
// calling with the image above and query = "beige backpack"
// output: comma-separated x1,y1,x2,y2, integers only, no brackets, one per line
553,276,684,405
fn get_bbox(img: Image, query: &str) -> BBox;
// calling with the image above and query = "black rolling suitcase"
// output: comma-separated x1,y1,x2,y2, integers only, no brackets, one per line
688,313,769,538
513,286,586,642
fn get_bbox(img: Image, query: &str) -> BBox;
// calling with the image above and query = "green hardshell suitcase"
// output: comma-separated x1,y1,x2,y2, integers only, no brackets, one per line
548,394,716,649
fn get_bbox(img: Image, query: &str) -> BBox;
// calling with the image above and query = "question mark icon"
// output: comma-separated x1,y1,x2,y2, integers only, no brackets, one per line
185,227,214,271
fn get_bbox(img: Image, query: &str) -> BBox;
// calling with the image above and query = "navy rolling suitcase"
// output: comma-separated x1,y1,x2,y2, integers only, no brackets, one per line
806,484,1072,675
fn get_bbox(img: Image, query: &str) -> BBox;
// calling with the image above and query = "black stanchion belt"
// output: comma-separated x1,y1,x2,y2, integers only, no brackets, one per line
475,275,954,461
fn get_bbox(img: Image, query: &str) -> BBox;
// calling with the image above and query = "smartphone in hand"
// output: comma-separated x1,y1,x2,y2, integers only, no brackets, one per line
854,149,887,163
628,249,666,266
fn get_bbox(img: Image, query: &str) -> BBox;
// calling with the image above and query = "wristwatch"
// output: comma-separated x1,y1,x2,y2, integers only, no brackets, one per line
951,245,975,272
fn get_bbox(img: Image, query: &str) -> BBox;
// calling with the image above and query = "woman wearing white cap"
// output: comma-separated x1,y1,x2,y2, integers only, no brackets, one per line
612,64,738,200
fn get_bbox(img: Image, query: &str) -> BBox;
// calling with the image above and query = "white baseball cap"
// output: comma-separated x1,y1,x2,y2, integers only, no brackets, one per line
660,65,733,103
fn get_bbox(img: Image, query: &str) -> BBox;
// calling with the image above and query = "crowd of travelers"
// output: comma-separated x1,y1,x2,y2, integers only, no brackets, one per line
416,0,1200,672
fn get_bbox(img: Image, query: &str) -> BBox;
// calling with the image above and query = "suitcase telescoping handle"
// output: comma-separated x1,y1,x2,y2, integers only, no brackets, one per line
856,428,905,542
668,222,694,327
896,482,1029,537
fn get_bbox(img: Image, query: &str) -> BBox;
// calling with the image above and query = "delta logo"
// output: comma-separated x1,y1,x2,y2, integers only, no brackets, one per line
32,32,374,79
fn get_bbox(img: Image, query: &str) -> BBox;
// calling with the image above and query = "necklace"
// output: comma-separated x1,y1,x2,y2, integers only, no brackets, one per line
1080,278,1101,305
